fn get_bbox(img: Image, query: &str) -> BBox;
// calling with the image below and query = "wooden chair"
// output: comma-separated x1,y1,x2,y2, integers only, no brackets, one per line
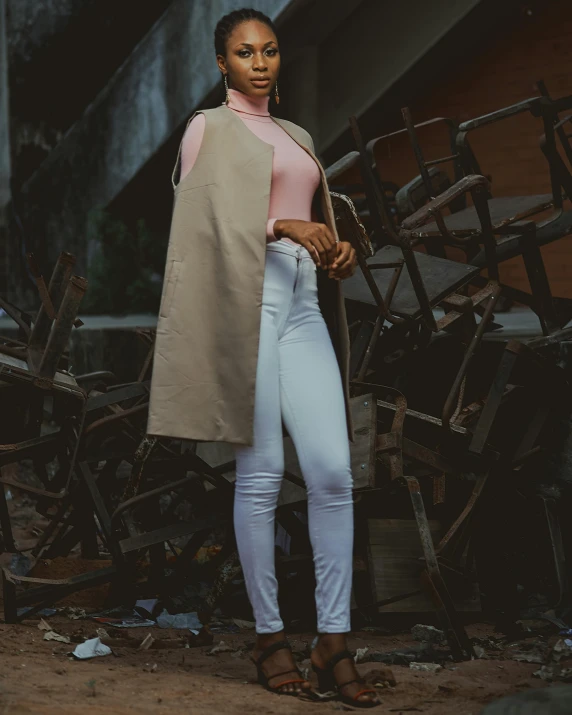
401,95,572,334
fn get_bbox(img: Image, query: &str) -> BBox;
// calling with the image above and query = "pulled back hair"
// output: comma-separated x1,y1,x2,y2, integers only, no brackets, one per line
214,7,277,56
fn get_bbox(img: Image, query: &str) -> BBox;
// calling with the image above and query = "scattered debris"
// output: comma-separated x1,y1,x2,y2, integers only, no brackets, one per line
364,667,397,688
43,631,71,644
17,607,58,618
507,639,549,664
10,553,31,577
232,618,256,630
208,640,235,655
92,613,156,629
139,634,155,651
95,628,110,640
409,662,442,673
157,609,202,631
473,646,488,659
71,637,112,660
143,662,158,673
552,638,572,662
370,644,447,666
411,624,446,645
511,650,546,664
63,607,87,620
354,647,370,663
134,599,158,618
187,626,214,649
37,619,51,631
471,636,503,652
533,664,572,683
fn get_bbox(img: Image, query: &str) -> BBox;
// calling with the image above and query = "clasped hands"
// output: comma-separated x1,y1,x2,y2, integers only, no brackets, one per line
272,219,357,280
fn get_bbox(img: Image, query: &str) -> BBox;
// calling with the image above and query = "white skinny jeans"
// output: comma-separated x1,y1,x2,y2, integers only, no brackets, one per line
234,240,354,634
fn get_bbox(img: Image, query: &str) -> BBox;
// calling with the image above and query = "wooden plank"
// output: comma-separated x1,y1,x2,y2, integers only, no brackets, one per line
343,245,478,318
368,518,480,613
419,194,554,235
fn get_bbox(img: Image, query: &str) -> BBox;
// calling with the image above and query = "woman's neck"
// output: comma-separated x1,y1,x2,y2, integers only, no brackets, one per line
227,87,270,117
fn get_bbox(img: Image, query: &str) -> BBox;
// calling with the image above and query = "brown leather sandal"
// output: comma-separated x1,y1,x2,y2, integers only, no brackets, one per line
312,649,380,708
251,639,309,696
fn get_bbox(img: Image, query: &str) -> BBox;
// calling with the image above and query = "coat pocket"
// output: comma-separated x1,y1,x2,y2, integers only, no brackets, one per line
159,259,182,319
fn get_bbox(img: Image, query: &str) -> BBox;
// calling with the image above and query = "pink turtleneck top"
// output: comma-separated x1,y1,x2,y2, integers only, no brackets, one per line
179,87,321,243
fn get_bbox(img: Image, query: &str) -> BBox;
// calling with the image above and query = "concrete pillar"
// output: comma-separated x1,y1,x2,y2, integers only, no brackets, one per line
318,0,480,148
0,0,11,295
0,0,10,209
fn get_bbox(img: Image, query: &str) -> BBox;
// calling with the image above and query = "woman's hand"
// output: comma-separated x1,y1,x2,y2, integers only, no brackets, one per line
328,241,357,280
273,219,337,269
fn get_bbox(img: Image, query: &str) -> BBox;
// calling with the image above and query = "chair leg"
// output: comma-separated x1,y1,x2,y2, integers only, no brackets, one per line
469,343,520,455
350,320,375,380
519,222,559,335
0,478,16,553
403,476,474,660
352,505,378,621
542,496,569,609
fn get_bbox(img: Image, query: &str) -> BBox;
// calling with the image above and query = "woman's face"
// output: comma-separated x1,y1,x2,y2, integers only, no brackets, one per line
217,20,280,99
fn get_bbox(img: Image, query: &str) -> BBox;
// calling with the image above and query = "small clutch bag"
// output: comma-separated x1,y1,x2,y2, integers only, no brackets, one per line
329,191,375,258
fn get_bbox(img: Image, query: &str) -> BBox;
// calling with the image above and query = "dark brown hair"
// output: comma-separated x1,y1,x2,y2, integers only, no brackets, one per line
214,7,277,56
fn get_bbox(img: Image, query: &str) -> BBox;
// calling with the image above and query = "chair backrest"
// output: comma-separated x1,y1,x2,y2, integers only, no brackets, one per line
400,109,467,208
535,81,572,207
537,79,572,172
395,168,452,219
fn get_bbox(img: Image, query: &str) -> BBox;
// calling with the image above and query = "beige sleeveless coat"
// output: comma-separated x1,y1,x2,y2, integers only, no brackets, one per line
147,104,353,446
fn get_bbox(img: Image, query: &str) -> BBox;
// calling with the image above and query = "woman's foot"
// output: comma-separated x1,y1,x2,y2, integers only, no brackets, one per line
312,633,380,706
252,631,311,695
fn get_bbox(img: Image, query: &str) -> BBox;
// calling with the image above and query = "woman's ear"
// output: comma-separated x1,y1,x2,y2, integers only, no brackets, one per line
216,55,227,75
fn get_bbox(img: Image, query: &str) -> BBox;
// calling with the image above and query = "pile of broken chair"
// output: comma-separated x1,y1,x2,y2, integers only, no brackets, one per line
328,82,572,657
1,83,571,661
0,254,235,625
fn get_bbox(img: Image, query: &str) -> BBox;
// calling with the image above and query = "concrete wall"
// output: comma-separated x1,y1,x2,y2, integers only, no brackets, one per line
317,0,480,148
7,0,92,68
0,0,10,209
15,0,296,284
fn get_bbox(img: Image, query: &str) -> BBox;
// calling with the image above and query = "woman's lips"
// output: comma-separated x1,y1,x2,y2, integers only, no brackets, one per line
250,77,270,86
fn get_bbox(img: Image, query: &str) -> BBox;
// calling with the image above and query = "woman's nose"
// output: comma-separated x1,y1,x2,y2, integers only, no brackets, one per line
253,54,268,71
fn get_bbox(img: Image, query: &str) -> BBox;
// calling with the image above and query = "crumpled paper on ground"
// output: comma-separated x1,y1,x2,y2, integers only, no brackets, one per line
71,637,112,660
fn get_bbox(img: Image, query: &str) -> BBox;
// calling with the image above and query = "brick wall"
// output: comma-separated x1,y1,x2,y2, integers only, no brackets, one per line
372,0,572,298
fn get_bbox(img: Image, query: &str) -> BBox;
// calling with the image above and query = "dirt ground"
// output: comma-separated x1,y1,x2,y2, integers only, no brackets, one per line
0,492,566,715
0,618,558,715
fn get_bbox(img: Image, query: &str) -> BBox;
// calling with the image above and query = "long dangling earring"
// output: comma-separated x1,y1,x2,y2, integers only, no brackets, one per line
223,74,230,105
274,79,280,105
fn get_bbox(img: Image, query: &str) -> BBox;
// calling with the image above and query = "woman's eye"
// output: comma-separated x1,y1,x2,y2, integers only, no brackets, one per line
238,50,251,57
265,48,278,56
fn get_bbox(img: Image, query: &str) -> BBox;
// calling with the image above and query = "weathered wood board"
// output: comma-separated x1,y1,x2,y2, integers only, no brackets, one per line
368,518,481,613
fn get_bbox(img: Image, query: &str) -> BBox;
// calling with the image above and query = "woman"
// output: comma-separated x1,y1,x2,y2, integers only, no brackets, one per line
148,7,379,708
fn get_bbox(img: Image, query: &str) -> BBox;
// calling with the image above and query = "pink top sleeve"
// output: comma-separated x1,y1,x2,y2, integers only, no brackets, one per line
179,114,278,241
179,114,205,184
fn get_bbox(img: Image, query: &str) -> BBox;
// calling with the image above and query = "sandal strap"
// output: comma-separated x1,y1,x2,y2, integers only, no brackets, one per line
256,639,292,667
325,649,354,671
352,688,378,702
266,668,303,682
338,677,365,690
